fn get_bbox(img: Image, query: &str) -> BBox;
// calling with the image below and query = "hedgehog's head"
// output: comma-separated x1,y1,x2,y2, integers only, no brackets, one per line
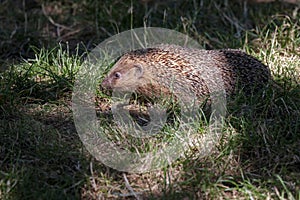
101,57,147,92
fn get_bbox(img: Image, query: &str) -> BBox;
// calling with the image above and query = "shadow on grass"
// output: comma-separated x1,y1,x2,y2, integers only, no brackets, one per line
0,105,89,199
1,60,299,199
1,0,299,199
0,0,298,64
147,80,300,199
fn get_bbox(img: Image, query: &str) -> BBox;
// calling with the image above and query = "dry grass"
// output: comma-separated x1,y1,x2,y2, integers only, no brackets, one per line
0,0,299,199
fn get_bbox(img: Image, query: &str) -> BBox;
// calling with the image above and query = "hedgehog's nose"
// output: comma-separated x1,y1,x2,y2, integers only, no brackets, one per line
101,77,111,90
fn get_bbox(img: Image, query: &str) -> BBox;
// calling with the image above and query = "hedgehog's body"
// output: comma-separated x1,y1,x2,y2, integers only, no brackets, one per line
102,44,271,102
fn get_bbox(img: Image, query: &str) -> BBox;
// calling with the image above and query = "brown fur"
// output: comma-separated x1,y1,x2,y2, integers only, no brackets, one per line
102,44,271,101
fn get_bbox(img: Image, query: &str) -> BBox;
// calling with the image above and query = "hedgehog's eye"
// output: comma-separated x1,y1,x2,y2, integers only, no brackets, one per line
114,72,121,79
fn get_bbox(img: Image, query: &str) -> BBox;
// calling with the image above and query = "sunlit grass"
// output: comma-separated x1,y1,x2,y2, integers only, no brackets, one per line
0,0,299,199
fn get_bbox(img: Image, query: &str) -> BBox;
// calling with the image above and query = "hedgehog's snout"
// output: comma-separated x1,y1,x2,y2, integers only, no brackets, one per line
101,77,112,90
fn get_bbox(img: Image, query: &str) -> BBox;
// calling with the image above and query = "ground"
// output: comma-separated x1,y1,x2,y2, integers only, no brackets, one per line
0,0,299,199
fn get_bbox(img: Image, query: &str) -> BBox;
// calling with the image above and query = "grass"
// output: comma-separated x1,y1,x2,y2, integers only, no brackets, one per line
0,0,300,199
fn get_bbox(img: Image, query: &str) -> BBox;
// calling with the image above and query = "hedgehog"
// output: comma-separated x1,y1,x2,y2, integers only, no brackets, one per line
101,44,271,104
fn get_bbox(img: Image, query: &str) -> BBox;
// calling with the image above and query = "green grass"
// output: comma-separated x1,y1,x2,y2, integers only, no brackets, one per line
1,0,300,199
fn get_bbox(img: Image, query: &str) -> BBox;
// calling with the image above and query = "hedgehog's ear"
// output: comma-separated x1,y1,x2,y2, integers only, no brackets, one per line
134,64,144,78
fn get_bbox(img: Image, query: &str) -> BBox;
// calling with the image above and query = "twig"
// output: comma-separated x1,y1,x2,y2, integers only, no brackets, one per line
123,173,141,200
41,4,72,31
89,161,98,191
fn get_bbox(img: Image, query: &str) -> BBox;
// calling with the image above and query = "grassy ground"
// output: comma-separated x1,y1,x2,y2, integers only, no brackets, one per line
0,0,299,199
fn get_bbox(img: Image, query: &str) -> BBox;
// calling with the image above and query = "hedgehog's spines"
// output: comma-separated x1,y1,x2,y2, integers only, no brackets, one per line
102,44,271,99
